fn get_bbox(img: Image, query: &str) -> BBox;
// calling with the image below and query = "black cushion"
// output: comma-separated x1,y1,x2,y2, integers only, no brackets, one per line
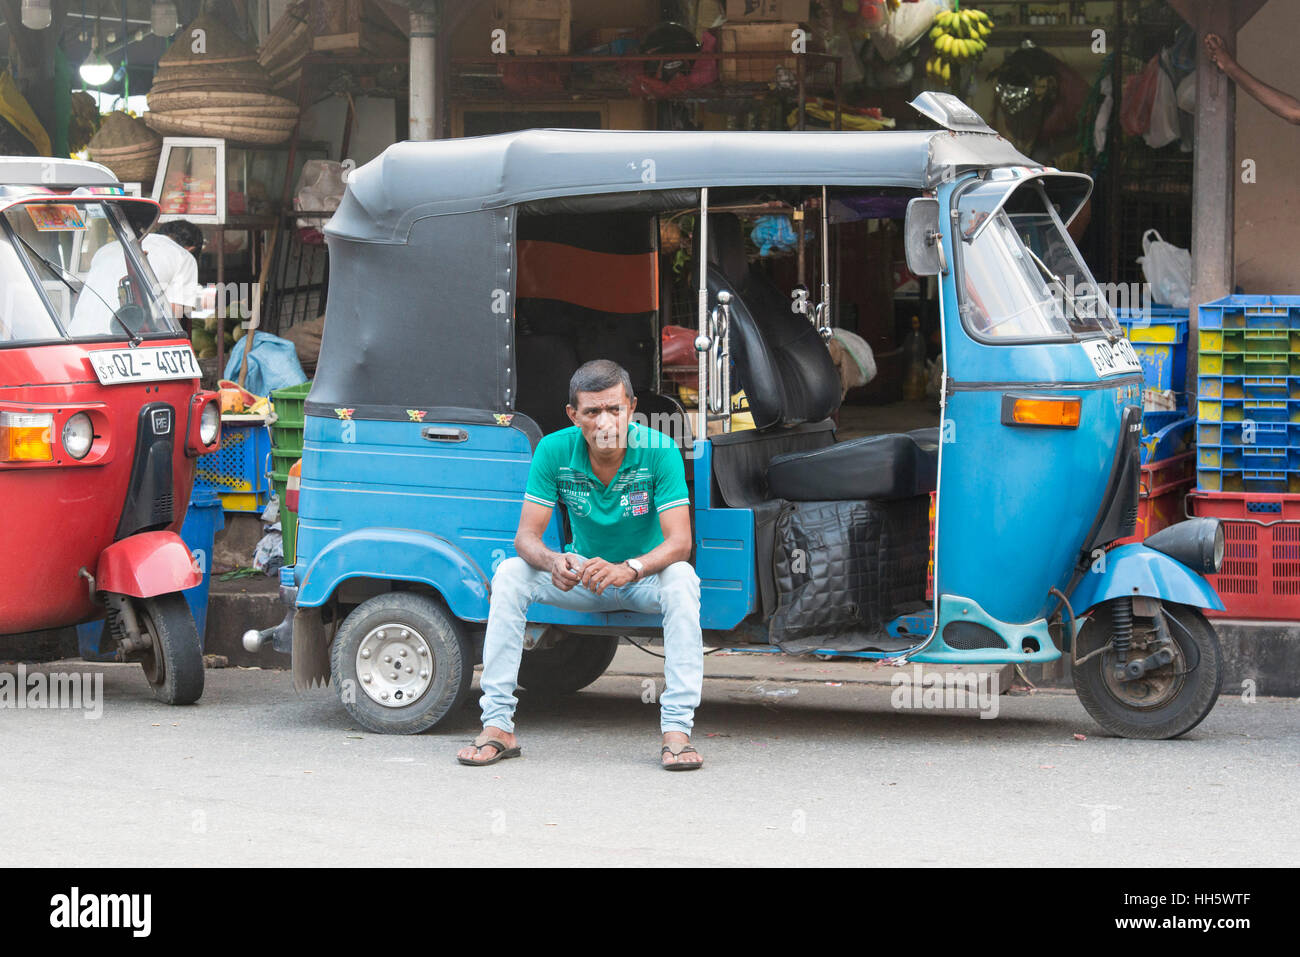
767,431,938,502
701,215,840,431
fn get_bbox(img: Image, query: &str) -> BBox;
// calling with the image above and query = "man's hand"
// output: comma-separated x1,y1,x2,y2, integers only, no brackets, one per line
550,553,583,591
1205,33,1235,75
580,557,636,594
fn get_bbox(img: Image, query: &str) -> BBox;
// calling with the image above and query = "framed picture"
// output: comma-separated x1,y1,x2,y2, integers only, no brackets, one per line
152,137,226,225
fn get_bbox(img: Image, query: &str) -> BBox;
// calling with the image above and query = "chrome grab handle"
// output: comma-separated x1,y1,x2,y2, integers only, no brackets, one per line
421,427,467,442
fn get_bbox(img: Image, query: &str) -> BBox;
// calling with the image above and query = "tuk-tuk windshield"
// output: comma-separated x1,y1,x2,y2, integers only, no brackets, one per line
0,200,177,344
956,182,1119,342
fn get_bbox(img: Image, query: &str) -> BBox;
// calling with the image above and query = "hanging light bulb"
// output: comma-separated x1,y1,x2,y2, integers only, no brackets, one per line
151,1,178,37
134,28,144,41
79,37,114,86
106,30,117,43
21,0,52,29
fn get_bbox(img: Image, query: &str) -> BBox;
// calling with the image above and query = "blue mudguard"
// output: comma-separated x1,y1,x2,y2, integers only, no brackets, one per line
296,528,491,621
1068,543,1225,614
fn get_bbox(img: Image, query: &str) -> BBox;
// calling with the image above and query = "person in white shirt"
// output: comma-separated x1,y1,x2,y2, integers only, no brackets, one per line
68,219,203,337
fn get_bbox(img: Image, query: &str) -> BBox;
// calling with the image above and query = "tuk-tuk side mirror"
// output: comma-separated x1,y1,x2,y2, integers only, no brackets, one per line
904,197,947,277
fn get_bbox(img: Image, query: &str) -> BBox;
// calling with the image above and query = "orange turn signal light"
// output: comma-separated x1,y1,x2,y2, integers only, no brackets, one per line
1004,396,1081,429
0,411,54,461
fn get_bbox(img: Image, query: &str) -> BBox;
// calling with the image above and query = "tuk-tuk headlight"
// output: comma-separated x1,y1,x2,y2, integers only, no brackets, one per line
199,401,220,446
1145,518,1224,575
0,411,54,462
62,412,94,460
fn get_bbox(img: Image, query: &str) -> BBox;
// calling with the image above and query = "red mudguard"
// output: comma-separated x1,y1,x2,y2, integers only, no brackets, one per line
96,531,201,598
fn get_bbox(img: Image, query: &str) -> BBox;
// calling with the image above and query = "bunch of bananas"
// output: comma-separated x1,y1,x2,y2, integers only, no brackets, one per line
924,7,994,84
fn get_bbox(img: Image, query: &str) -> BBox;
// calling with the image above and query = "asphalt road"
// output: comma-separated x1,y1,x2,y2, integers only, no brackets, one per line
1,652,1296,867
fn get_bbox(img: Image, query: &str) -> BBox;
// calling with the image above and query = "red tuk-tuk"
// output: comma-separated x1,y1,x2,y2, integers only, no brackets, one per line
0,158,220,703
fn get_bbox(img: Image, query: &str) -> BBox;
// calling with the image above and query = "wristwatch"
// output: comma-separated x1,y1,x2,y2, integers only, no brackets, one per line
625,558,645,581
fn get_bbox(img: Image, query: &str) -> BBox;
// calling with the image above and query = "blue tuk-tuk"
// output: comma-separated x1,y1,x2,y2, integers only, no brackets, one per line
248,94,1226,740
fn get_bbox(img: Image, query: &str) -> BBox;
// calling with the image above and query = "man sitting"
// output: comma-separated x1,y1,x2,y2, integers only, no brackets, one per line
456,359,705,770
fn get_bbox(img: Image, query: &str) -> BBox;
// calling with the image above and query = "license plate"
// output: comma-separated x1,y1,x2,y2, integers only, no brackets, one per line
1082,338,1142,378
89,345,201,385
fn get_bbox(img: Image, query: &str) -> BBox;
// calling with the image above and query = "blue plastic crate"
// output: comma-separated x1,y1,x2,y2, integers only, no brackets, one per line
1141,412,1193,464
194,420,273,513
1117,308,1188,394
1197,374,1300,401
1115,306,1189,341
1196,467,1300,494
1197,420,1300,448
1197,294,1300,329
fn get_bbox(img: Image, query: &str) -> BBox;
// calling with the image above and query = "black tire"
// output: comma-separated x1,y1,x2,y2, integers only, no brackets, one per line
517,633,619,696
1072,600,1222,739
330,592,472,734
136,593,205,706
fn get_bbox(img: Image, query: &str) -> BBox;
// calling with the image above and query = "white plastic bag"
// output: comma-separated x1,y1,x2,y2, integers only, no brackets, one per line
1144,52,1179,148
1137,229,1192,308
871,0,952,62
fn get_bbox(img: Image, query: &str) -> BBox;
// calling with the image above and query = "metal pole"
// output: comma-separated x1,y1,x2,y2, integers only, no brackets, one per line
696,188,710,446
819,185,831,336
409,4,438,141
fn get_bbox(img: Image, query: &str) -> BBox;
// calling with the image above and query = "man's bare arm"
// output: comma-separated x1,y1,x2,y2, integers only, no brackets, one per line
514,500,582,590
1206,33,1300,125
636,504,693,574
514,501,560,570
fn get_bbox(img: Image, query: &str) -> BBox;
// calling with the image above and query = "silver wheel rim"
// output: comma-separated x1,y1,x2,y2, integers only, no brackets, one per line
355,622,434,708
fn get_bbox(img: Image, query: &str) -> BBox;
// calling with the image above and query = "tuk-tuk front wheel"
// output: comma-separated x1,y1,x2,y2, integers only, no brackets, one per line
330,592,472,734
518,633,619,697
1072,600,1222,739
136,593,205,706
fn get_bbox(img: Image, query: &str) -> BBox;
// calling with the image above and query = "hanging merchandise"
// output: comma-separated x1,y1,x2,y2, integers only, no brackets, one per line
873,0,951,63
0,71,52,155
990,46,1065,155
1121,53,1161,138
925,5,993,88
1145,51,1179,149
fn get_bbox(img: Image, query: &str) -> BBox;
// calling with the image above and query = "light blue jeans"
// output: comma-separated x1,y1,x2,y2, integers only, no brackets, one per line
479,556,703,735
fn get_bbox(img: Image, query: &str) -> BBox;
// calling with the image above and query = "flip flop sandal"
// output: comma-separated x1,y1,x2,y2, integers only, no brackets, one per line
458,732,521,767
661,742,703,771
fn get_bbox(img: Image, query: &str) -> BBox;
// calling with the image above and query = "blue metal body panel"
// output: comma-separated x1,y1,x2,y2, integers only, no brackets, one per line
1067,544,1226,614
294,421,757,632
931,174,1144,647
294,416,560,615
297,527,491,620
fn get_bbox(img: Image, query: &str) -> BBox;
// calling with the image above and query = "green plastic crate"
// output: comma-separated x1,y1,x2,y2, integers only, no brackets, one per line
271,381,311,428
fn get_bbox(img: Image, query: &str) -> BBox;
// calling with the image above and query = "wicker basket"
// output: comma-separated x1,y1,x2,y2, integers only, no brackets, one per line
144,112,295,144
146,89,298,112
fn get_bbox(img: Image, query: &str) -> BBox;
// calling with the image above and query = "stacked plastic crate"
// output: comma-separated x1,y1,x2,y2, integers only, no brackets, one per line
1189,295,1300,619
270,381,311,565
1114,306,1195,543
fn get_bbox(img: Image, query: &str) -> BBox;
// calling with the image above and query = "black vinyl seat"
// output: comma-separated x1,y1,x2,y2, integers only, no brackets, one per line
701,214,840,431
767,427,939,501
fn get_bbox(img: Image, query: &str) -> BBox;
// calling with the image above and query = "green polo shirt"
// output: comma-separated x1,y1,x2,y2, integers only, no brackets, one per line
523,422,690,563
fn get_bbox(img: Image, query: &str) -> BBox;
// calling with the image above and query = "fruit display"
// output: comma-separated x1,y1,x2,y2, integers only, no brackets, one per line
925,6,994,86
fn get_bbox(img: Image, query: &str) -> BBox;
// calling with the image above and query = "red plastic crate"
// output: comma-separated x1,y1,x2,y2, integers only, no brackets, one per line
1112,452,1195,547
1188,491,1300,620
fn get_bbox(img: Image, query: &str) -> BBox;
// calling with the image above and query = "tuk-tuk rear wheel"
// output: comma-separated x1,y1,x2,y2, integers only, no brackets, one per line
1072,600,1222,740
518,633,619,697
330,591,472,734
135,593,205,706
